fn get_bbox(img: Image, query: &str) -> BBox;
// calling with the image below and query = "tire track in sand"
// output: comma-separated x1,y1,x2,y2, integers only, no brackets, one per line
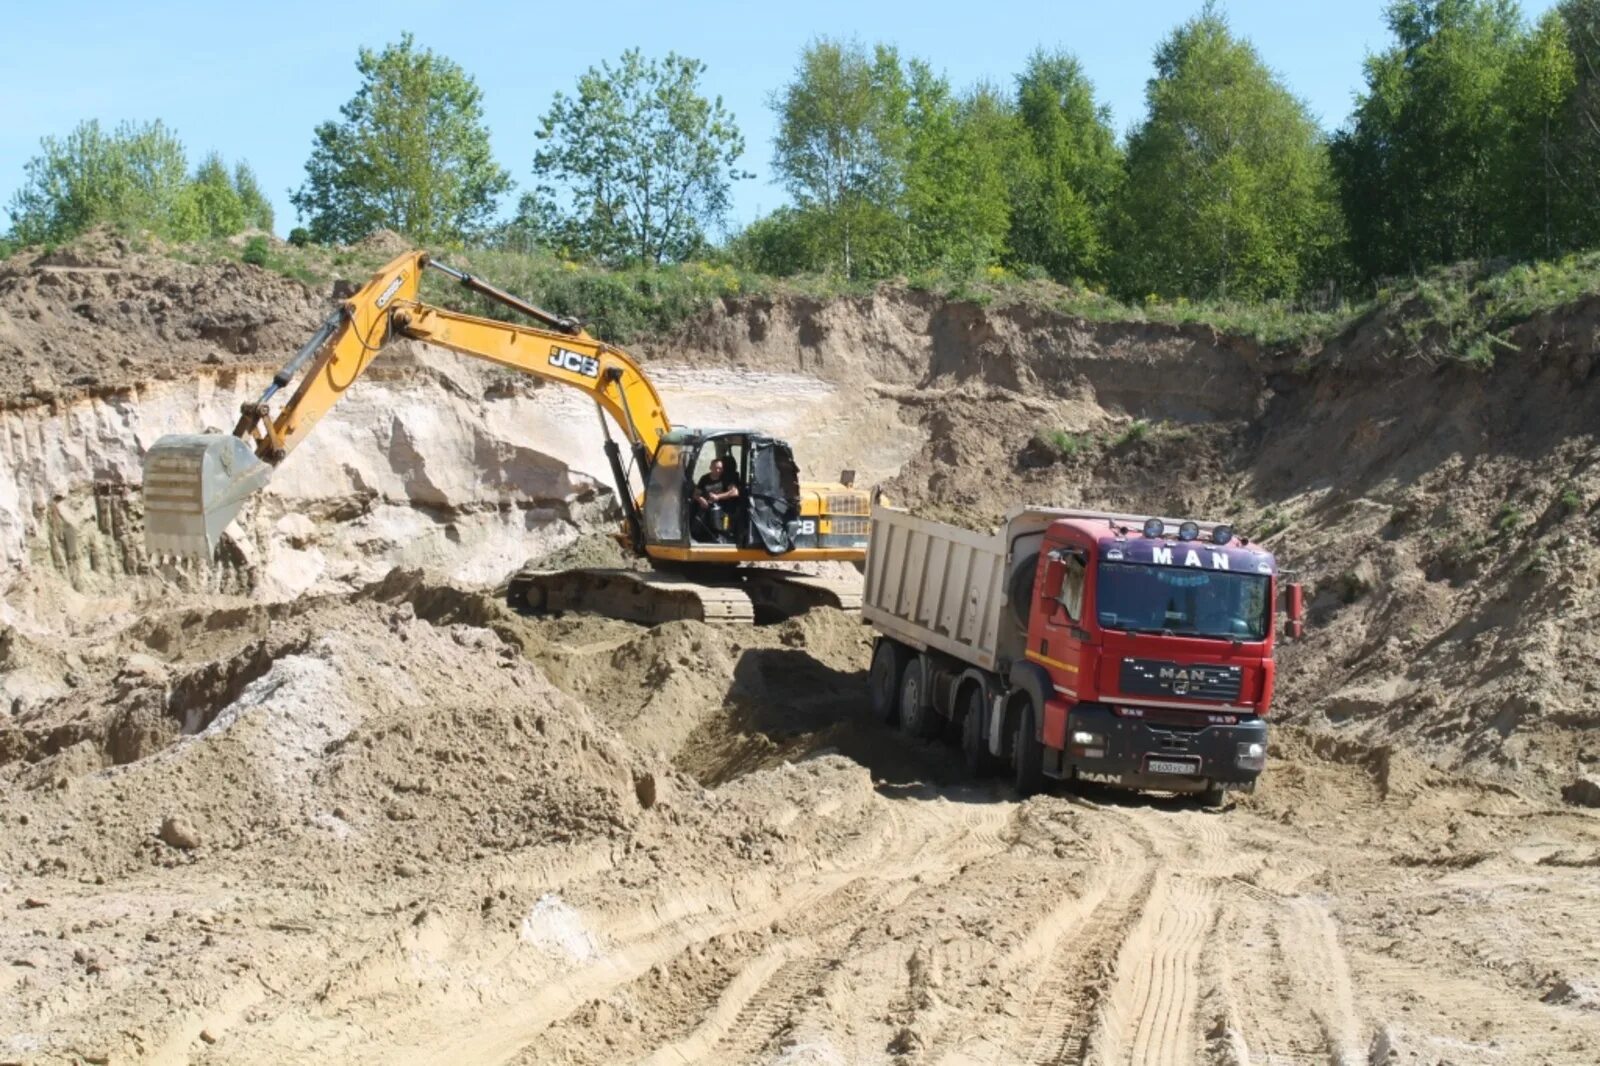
635,796,1016,1065
1013,863,1159,1065
1209,881,1331,1066
961,802,1164,1066
1089,873,1217,1066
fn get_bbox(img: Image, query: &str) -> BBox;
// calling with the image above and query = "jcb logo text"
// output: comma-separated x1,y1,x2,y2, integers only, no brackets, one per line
550,348,600,377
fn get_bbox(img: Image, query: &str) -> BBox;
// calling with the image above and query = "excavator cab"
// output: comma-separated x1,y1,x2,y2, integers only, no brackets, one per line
643,429,802,554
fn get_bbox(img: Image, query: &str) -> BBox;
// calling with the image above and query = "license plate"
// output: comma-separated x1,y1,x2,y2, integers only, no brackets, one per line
1147,758,1200,775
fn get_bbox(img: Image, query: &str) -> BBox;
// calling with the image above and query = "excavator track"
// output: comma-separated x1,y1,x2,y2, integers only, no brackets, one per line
506,567,862,626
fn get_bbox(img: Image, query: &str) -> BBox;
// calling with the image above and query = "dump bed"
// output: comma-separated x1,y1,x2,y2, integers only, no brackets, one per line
862,504,1011,671
863,503,1231,673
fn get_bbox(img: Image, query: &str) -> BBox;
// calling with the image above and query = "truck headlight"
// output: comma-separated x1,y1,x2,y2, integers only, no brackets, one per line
1072,731,1103,747
1235,741,1266,771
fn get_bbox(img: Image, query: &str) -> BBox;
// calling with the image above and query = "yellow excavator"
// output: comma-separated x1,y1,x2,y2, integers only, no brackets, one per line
142,251,871,623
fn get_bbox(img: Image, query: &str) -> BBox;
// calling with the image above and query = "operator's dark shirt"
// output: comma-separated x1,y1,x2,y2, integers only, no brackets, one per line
697,473,738,499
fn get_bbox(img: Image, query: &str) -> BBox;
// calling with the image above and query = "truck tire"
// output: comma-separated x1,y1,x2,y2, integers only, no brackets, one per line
961,686,998,777
1198,783,1228,809
869,639,910,724
897,662,938,738
1012,699,1046,796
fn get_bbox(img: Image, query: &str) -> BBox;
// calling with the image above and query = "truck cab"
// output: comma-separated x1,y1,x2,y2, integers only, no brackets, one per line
1016,517,1279,800
861,504,1304,807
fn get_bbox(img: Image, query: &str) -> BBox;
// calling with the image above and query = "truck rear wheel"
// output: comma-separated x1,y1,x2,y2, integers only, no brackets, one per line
869,639,910,724
897,663,938,738
1012,700,1046,796
961,687,998,777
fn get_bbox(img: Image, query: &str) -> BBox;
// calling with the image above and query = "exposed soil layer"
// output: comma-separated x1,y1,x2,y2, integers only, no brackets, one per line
3,237,1600,1063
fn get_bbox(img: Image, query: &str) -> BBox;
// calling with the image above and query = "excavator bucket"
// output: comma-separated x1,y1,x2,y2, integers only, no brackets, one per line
141,434,272,559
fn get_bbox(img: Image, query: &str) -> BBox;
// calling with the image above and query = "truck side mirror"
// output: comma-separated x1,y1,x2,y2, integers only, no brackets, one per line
1284,582,1304,640
1041,554,1066,600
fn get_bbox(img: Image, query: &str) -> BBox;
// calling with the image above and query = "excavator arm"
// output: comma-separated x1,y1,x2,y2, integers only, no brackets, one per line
143,251,671,557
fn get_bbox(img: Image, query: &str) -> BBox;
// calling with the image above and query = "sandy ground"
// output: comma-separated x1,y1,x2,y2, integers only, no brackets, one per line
3,236,1600,1064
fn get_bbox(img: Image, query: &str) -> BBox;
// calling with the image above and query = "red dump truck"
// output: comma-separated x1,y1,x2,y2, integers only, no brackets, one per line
862,504,1303,805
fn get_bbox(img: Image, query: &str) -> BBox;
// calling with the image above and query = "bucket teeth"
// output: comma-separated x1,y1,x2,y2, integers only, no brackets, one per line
141,434,272,559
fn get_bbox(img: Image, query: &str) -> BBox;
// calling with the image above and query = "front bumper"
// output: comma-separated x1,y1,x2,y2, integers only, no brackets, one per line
1064,703,1267,794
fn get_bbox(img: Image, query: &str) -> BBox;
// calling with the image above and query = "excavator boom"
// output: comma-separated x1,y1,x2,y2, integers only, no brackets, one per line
143,251,670,558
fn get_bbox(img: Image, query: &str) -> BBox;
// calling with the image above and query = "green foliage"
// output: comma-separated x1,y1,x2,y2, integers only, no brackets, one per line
725,206,825,276
1114,8,1344,301
424,249,757,342
1007,50,1123,282
1385,250,1600,363
1334,0,1600,276
902,66,1013,275
1116,419,1151,446
1048,430,1084,456
242,235,270,266
288,226,312,248
1255,505,1289,540
530,49,749,266
770,39,912,278
232,162,274,231
1494,502,1525,532
7,119,192,244
1335,1,1523,276
1556,0,1600,245
1559,485,1583,511
179,152,247,239
291,33,512,244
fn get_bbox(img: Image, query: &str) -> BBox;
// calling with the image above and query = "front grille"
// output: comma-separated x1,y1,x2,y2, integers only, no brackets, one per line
825,493,871,516
1119,658,1243,702
825,516,869,536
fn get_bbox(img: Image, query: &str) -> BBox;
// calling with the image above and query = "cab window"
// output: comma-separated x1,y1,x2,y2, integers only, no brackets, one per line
1058,551,1087,620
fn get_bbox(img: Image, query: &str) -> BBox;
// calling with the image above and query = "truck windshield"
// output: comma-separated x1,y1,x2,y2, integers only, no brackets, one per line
1097,562,1269,641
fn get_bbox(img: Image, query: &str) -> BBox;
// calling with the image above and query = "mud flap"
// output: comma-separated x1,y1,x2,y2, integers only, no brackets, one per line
142,434,272,558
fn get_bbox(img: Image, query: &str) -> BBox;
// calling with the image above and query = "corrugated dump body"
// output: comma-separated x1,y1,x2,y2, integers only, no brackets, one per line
863,503,1234,674
862,505,1009,670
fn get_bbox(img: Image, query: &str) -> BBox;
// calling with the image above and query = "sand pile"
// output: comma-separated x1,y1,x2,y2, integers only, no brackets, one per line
0,574,891,1062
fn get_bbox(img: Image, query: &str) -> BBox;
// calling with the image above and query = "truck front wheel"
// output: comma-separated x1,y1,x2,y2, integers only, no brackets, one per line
1012,700,1046,796
869,639,909,724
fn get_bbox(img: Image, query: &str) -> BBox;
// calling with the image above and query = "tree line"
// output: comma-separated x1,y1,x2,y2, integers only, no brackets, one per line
7,1,1600,304
6,119,273,247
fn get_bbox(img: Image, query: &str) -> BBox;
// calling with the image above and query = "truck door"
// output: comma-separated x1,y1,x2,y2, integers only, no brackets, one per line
1032,539,1090,748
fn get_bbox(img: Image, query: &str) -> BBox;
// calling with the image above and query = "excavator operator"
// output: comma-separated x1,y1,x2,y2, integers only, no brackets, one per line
693,457,741,543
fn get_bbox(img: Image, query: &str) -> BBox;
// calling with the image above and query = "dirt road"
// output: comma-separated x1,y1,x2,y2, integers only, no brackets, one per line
7,583,1596,1065
37,749,1600,1066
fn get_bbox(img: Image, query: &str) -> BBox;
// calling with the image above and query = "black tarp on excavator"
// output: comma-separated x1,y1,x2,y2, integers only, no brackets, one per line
746,438,801,553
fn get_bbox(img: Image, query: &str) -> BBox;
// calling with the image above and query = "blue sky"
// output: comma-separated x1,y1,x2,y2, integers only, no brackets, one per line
0,0,1559,238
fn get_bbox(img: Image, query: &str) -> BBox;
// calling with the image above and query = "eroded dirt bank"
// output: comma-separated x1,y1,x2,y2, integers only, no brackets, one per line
3,239,1599,1064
